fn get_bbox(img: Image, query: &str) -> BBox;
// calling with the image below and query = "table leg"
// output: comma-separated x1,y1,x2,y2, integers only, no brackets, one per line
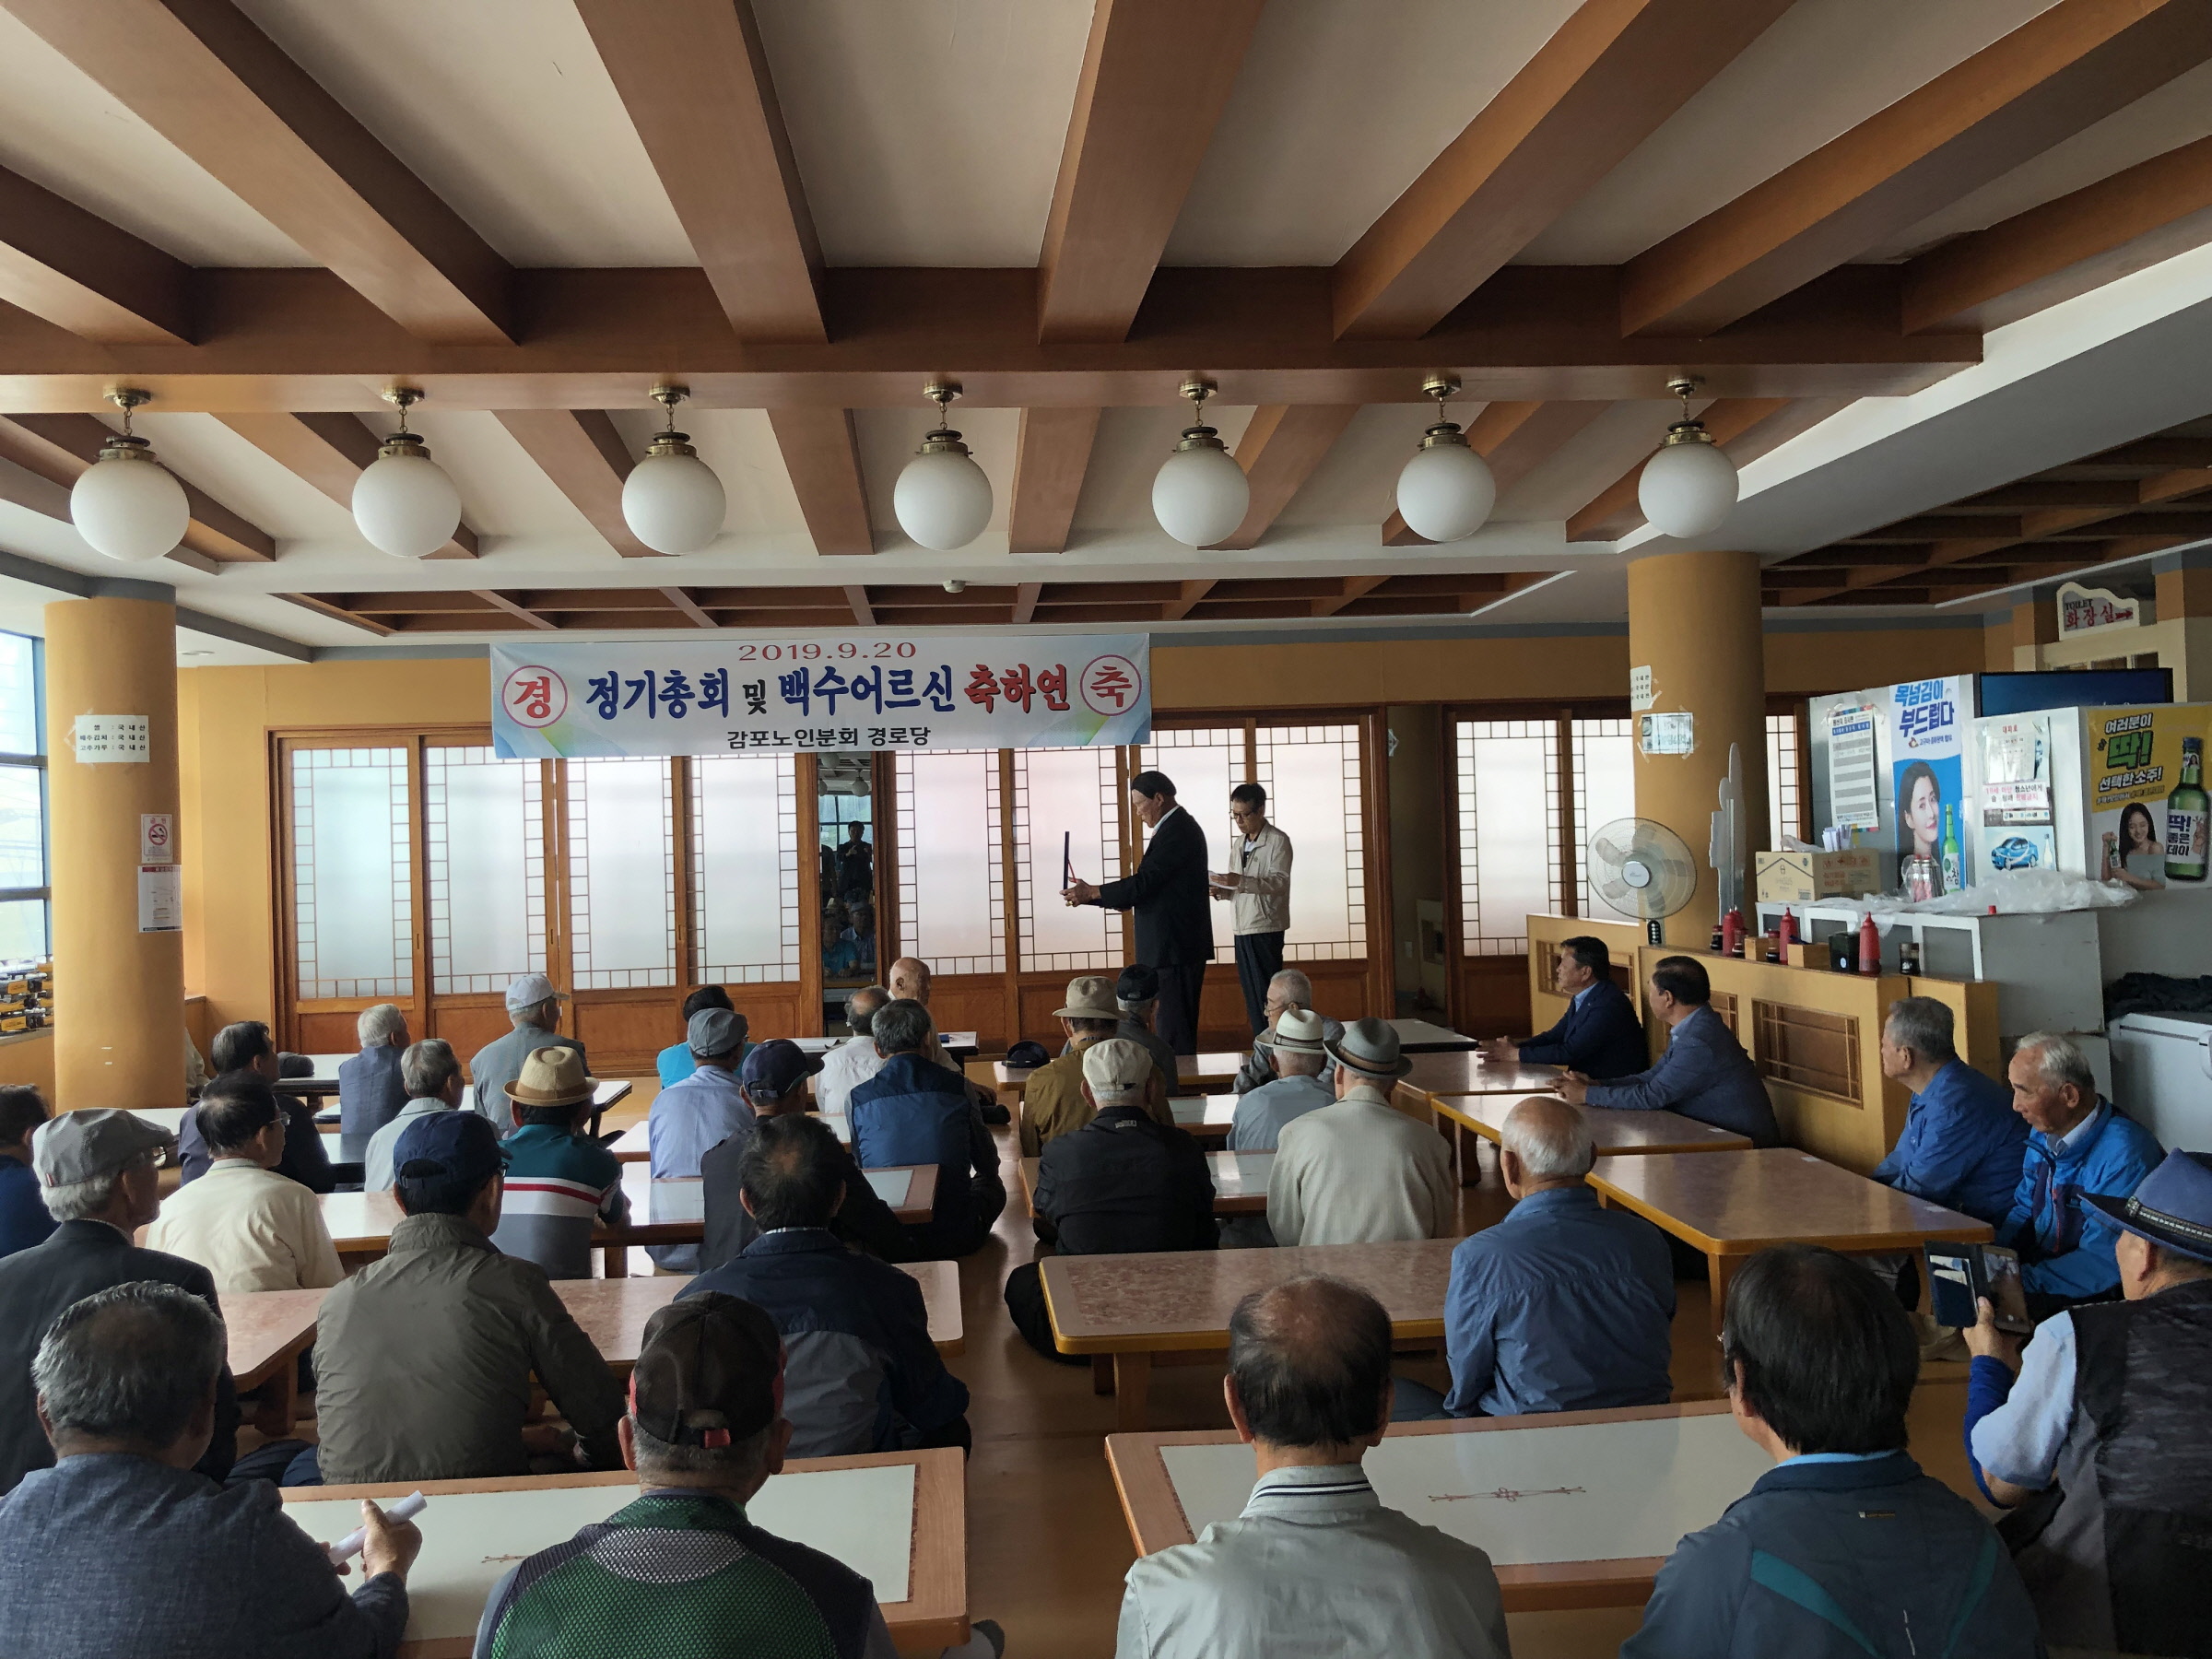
252,1362,299,1439
604,1242,629,1278
1113,1353,1153,1432
1708,1253,1740,1334
1089,1354,1114,1394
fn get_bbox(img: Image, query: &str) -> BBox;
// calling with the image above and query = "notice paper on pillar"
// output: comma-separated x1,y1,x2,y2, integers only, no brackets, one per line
1638,712,1694,756
137,865,181,934
488,635,1151,759
1825,702,1880,831
73,715,148,764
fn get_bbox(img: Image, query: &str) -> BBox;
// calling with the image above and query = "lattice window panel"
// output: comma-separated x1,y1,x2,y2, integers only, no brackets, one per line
1253,723,1368,962
1571,717,1635,919
1140,726,1245,964
424,746,546,995
291,747,413,999
692,752,802,984
1767,712,1804,845
567,758,677,990
1456,719,1562,958
894,749,1004,976
1014,747,1122,973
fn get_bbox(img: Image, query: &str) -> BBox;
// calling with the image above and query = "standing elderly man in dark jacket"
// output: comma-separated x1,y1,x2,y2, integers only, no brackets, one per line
1064,771,1214,1054
848,1000,1005,1259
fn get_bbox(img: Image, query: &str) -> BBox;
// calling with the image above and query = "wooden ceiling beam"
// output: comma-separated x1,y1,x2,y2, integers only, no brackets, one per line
843,586,874,627
1311,574,1390,618
1383,399,1608,545
573,0,823,343
1332,0,1794,339
0,164,194,345
0,0,512,344
276,593,393,635
1904,133,2212,334
215,411,477,558
1006,406,1101,555
1037,0,1270,343
766,407,873,556
1011,582,1042,625
0,411,270,566
1564,397,1794,541
493,410,653,559
1210,405,1359,550
660,587,716,628
1621,0,2212,337
1159,580,1216,621
472,591,556,630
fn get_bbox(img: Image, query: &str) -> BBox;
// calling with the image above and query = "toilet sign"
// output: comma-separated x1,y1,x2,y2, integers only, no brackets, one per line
139,814,173,864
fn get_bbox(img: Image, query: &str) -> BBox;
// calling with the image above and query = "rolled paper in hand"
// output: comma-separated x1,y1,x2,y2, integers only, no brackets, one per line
325,1490,427,1566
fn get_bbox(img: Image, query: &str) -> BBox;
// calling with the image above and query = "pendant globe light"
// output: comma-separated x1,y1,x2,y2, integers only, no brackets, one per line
353,387,462,559
893,382,993,551
1152,377,1249,547
69,389,190,563
1394,373,1495,543
621,384,725,554
1638,375,1738,540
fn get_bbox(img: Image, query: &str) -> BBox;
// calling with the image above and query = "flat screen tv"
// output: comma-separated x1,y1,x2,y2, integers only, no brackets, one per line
1978,668,2173,715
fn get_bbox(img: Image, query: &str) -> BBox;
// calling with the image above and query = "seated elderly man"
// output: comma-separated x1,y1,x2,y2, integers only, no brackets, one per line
1872,996,2026,1228
1966,1149,2212,1653
337,1002,411,1161
885,957,1008,1124
1006,1041,1218,1361
1267,1019,1454,1249
494,1049,628,1281
0,1282,418,1659
1023,975,1174,1155
816,984,890,1115
656,984,750,1088
147,1077,345,1295
0,1111,242,1495
1230,970,1342,1096
1623,1245,2039,1658
312,1111,624,1487
181,1021,335,1193
364,1038,465,1192
472,1293,920,1659
849,1000,1005,1260
686,1115,970,1456
1563,956,1781,1148
0,1087,53,1259
1995,1030,2163,1316
646,1006,755,1271
469,974,586,1135
701,1040,908,1270
1399,1098,1671,1421
1116,1276,1509,1658
1061,966,1177,1094
1226,1009,1332,1152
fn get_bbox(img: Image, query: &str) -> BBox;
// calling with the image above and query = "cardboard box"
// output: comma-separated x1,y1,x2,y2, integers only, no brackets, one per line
1756,849,1880,904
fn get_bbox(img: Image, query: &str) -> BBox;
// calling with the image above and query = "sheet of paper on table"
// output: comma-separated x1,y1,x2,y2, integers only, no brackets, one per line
283,1464,916,1644
645,1180,703,1225
864,1168,912,1206
1158,1415,1772,1566
1208,1151,1273,1188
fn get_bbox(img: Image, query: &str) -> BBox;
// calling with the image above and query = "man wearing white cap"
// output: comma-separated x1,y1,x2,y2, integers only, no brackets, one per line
469,974,587,1136
1267,1018,1455,1248
1227,1008,1333,1153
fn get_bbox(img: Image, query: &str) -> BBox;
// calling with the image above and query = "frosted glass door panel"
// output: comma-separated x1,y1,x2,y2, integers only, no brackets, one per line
291,747,412,998
1571,723,1635,919
1139,731,1240,964
569,759,676,988
1017,747,1119,971
695,753,801,982
895,751,1002,975
1457,723,1560,956
1257,726,1366,959
427,747,544,994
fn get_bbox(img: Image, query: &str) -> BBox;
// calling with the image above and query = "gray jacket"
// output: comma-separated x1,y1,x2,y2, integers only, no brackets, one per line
1117,1462,1508,1659
1231,1015,1342,1096
468,1026,586,1135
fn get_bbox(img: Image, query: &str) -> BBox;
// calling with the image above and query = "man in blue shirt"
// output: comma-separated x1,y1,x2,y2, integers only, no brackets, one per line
336,1004,410,1162
848,999,1004,1260
0,1088,54,1259
1398,1097,1672,1421
654,986,751,1089
1870,996,2025,1227
1564,956,1780,1147
1995,1030,2162,1315
1488,935,1646,1080
647,1006,756,1270
1226,1009,1334,1152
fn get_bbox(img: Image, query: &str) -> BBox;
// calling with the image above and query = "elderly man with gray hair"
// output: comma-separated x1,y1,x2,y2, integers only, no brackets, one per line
1230,969,1342,1096
1996,1030,2163,1316
469,974,587,1135
1871,996,2024,1229
363,1039,465,1194
0,1281,418,1657
1397,1096,1674,1423
337,1002,411,1161
816,984,890,1116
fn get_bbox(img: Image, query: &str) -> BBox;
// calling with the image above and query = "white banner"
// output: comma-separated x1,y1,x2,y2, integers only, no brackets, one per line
490,634,1150,758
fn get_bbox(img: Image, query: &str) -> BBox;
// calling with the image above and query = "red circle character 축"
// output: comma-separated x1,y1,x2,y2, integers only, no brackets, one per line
1079,654,1143,717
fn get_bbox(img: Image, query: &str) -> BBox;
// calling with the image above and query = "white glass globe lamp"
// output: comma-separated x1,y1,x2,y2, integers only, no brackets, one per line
1394,374,1495,543
1151,378,1249,547
622,385,725,554
1637,376,1739,540
893,382,994,551
353,388,462,559
70,389,190,563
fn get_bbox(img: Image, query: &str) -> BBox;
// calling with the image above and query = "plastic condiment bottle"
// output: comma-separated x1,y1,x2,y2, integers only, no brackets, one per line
1857,912,1880,975
1777,909,1798,949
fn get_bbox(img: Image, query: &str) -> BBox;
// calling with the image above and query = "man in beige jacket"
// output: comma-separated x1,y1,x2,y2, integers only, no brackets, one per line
1266,1018,1454,1247
1210,783,1293,1035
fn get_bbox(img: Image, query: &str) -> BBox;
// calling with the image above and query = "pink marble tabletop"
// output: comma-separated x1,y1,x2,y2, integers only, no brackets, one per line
1436,1096,1748,1154
218,1288,326,1389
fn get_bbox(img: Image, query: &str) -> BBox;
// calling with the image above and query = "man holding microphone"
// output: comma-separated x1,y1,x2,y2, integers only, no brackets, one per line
1211,783,1292,1035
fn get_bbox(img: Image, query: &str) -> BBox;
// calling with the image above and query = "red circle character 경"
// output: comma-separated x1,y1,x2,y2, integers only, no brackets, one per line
1079,653,1142,716
502,665,568,729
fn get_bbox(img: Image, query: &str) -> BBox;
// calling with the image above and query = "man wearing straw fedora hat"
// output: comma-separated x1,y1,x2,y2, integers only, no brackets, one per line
1266,1018,1454,1249
493,1048,628,1281
1020,976,1175,1158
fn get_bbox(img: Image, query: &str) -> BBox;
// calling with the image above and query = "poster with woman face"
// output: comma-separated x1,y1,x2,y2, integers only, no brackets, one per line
1891,677,1967,896
2087,704,2212,889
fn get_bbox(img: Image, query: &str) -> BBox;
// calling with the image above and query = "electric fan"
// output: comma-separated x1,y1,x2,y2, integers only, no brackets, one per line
1585,818,1700,945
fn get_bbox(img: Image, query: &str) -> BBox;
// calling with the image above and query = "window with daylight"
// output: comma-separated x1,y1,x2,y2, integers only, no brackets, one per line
895,749,1003,975
1255,724,1367,960
291,747,413,998
567,757,677,989
1138,726,1243,964
1015,746,1122,972
694,752,802,983
1571,718,1636,921
1767,712,1804,844
0,633,45,961
425,747,545,995
1456,720,1561,956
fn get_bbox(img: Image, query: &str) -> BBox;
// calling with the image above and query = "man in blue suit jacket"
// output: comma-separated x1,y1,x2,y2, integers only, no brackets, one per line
1489,935,1647,1079
1564,956,1780,1147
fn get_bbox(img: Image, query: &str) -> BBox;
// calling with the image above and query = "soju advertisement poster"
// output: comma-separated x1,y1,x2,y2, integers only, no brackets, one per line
1890,677,1970,895
2087,704,2212,890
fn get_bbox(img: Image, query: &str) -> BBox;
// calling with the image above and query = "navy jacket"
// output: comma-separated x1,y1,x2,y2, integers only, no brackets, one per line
1518,979,1647,1079
0,1157,55,1259
699,1124,909,1270
1586,1006,1781,1147
1093,805,1214,967
1871,1059,2027,1228
337,1043,409,1161
684,1229,967,1458
849,1053,1006,1258
180,1094,335,1194
1623,1452,2043,1659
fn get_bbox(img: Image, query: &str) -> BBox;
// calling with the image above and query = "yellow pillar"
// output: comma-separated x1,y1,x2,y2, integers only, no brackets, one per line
45,592,183,1108
1627,548,1769,945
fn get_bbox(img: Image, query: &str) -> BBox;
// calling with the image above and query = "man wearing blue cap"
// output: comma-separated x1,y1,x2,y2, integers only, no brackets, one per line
1967,1149,2212,1654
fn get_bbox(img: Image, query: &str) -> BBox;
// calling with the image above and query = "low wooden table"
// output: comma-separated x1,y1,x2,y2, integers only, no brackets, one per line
1039,1239,1456,1430
1387,1018,1482,1053
1393,1052,1564,1116
218,1287,323,1437
1020,1149,1269,1220
1107,1402,1772,1612
282,1451,968,1653
1169,1094,1236,1144
1174,1052,1247,1091
1430,1093,1748,1184
555,1259,964,1363
1585,1147,1993,1328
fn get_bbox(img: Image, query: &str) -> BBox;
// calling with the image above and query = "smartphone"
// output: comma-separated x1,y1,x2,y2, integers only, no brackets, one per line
1923,1243,2033,1334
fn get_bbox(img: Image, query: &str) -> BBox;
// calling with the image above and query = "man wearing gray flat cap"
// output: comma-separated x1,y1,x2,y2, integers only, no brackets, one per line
1267,1018,1454,1248
0,1110,241,1494
469,973,587,1135
646,1006,755,1271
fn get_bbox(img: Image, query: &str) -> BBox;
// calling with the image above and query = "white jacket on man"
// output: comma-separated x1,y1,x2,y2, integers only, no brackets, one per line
1223,823,1292,936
